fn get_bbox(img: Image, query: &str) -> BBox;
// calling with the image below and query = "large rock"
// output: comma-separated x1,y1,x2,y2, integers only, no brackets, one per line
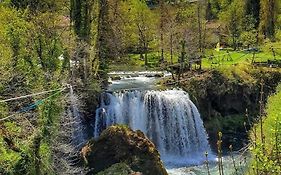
96,163,135,175
81,125,168,175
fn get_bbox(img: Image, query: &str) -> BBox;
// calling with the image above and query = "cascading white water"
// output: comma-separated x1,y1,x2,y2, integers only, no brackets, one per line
69,86,87,149
52,86,88,174
94,89,212,165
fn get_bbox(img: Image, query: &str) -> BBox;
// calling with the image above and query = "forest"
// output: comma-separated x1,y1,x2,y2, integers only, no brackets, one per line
0,0,280,175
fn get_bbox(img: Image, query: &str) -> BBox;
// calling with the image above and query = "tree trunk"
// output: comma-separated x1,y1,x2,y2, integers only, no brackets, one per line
197,2,203,53
96,0,111,87
161,33,164,62
232,35,236,50
159,0,165,62
170,33,173,65
70,0,93,83
144,41,148,66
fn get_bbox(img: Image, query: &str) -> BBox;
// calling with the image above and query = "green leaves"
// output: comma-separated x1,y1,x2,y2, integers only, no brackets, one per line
0,2,68,174
249,84,281,174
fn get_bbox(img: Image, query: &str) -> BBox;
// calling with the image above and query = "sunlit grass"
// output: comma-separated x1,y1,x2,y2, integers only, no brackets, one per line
202,47,281,69
109,42,281,71
109,51,179,71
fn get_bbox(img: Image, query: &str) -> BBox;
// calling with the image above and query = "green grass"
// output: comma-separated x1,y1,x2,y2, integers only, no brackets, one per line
253,84,281,152
248,84,281,174
109,42,281,71
202,47,281,69
109,51,178,71
262,85,281,146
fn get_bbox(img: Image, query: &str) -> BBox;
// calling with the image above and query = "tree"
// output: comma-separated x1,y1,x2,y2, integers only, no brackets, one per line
240,14,258,48
71,0,92,42
71,0,94,82
197,0,208,54
159,0,166,62
96,0,112,86
218,0,232,10
219,0,244,50
244,0,260,28
164,6,178,65
129,0,156,66
10,0,65,12
0,2,69,174
259,0,279,39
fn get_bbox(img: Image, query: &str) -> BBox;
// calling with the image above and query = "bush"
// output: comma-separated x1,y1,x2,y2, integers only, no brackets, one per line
249,84,281,174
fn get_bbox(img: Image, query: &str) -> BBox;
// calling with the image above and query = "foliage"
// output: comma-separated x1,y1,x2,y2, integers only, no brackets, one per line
0,2,70,174
96,163,134,175
259,0,280,40
249,84,281,174
219,0,244,50
240,30,258,48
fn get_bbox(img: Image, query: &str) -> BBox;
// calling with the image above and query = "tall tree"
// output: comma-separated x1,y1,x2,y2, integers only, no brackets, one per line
197,0,207,53
219,0,244,50
159,0,165,62
259,0,278,39
70,0,93,82
244,0,260,28
129,0,156,66
11,0,64,12
96,0,112,86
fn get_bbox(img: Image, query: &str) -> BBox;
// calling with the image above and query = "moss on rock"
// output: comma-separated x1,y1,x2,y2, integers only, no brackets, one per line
96,163,134,175
81,125,168,175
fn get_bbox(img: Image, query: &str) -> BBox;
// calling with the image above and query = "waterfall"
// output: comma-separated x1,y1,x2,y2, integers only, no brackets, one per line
52,86,88,174
94,89,212,165
69,86,87,149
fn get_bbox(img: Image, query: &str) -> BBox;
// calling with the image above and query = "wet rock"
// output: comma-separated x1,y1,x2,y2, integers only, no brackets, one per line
144,74,154,77
131,74,139,77
81,125,168,175
145,73,164,78
110,75,122,80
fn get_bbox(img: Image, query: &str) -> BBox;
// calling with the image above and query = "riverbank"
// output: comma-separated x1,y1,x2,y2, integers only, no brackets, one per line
248,84,281,174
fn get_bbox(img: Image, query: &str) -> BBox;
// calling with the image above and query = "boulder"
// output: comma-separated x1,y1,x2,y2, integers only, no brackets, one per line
81,125,168,175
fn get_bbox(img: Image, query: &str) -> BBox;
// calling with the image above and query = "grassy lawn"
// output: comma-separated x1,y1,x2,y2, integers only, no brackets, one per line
202,46,281,69
108,52,178,71
108,42,281,71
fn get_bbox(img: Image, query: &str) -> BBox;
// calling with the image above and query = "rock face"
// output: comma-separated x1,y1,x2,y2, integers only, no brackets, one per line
179,68,281,121
81,125,168,175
